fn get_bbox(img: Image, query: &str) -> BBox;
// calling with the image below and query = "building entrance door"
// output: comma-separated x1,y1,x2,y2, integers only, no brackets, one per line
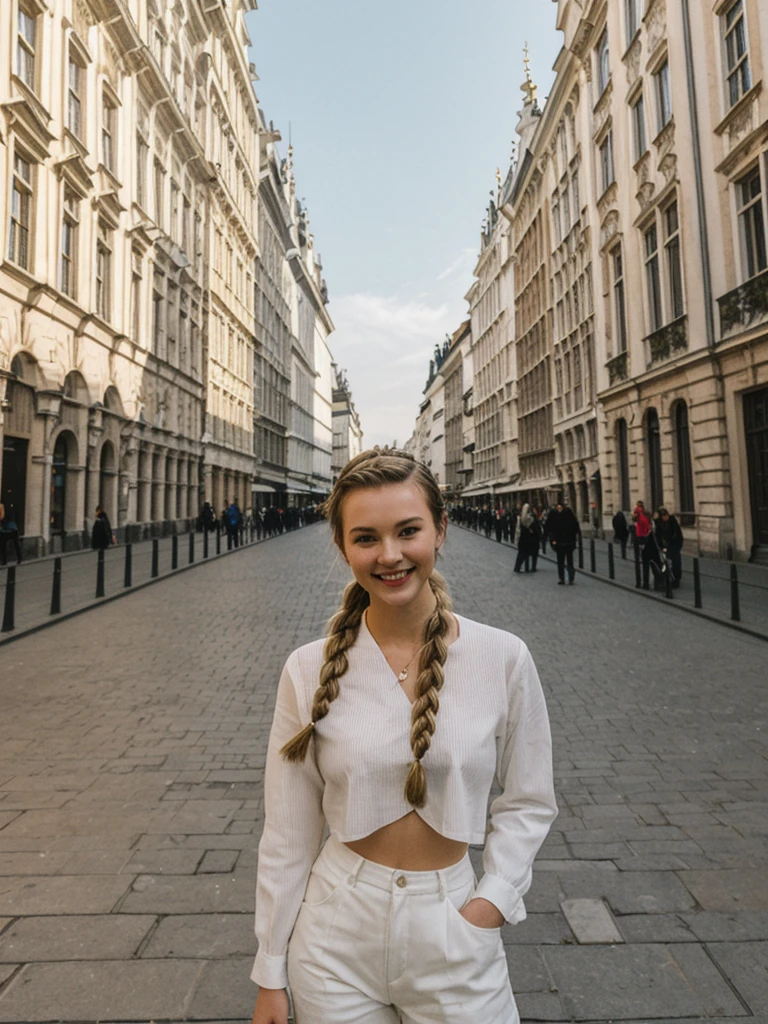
1,436,28,535
744,387,768,549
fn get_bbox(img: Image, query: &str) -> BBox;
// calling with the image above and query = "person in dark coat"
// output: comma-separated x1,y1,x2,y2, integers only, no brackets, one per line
494,507,504,543
655,507,684,586
546,499,581,585
91,506,113,550
0,502,22,565
612,508,629,559
224,499,242,549
514,503,536,573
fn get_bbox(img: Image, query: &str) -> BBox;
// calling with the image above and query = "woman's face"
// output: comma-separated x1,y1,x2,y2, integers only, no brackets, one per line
339,481,447,609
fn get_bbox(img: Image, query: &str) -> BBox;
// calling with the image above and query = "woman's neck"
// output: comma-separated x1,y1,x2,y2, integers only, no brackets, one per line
365,588,438,646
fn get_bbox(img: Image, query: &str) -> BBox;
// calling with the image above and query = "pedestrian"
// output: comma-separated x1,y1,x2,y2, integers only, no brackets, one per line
90,505,113,550
201,501,217,533
513,502,536,573
225,498,242,549
0,502,22,565
612,508,629,559
249,446,557,1024
494,507,504,543
546,498,580,585
633,501,655,589
529,508,543,572
655,507,684,587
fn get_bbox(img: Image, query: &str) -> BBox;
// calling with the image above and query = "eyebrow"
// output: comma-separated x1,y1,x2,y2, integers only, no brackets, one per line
349,517,425,534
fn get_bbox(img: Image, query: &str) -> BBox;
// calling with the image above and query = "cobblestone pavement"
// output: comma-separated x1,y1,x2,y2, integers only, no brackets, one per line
0,522,766,1023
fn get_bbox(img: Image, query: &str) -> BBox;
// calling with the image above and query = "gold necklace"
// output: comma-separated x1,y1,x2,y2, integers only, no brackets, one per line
398,643,428,682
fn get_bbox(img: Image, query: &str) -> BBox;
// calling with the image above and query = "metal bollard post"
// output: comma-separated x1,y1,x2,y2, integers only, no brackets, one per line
124,543,132,588
578,534,584,569
96,549,105,598
608,542,615,580
50,557,62,615
152,539,159,578
2,566,16,632
172,534,178,570
730,564,740,622
204,529,209,559
216,525,221,555
665,560,673,599
590,538,596,573
634,542,641,588
189,531,195,564
693,557,702,609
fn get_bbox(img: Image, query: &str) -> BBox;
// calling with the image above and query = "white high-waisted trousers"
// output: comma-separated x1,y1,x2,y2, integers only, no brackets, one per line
287,835,519,1024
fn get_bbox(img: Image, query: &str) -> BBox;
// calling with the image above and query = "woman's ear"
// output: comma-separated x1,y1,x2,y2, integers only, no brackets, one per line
435,511,448,551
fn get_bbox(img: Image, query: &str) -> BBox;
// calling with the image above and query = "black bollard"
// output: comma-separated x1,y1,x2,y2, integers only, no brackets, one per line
189,531,195,564
590,538,596,573
634,542,641,588
124,543,133,587
204,529,209,559
96,549,105,598
2,566,16,632
216,525,221,555
608,542,615,580
665,559,673,599
730,564,740,622
172,534,178,570
50,557,62,615
152,539,159,578
578,534,584,570
693,557,702,609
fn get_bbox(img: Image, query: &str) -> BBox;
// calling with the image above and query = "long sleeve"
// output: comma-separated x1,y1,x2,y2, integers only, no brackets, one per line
251,654,325,989
475,642,557,924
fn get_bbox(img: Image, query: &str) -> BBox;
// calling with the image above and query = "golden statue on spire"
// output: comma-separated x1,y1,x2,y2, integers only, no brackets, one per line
522,43,538,107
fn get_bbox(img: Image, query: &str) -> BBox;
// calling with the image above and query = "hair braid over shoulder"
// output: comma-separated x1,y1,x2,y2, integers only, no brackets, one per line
280,580,369,762
404,571,453,808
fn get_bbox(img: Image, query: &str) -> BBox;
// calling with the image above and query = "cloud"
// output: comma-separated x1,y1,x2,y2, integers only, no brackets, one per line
327,291,466,448
436,249,477,282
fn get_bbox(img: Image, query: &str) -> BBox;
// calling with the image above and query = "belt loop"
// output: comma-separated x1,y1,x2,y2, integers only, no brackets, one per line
349,856,364,887
437,871,446,901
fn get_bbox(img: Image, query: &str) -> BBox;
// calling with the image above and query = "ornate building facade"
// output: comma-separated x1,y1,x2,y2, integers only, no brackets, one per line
331,365,363,481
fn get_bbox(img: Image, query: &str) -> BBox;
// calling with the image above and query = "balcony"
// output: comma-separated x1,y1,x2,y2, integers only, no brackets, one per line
645,315,688,366
718,268,768,337
606,351,628,386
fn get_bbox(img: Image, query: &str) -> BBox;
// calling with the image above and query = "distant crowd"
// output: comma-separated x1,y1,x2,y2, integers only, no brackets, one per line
197,499,324,550
450,500,684,590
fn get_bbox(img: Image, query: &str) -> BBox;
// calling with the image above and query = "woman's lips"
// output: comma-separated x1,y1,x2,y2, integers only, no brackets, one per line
374,567,416,587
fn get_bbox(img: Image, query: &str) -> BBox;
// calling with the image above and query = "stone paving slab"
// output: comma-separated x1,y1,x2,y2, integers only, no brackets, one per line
141,913,256,958
0,915,156,962
543,943,748,1019
0,851,72,875
709,941,768,1015
186,957,254,1020
0,875,131,915
681,868,768,910
119,873,253,915
0,959,205,1022
682,910,768,941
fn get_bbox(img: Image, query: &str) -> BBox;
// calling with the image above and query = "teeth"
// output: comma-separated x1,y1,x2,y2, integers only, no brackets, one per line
380,570,410,581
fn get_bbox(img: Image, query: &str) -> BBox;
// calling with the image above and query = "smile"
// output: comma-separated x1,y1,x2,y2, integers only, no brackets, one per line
374,568,416,582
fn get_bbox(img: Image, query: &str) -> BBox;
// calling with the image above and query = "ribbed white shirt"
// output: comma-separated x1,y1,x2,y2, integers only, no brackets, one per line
251,614,557,989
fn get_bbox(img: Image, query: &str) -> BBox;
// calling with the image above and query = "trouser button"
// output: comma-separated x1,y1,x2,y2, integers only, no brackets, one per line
396,875,407,888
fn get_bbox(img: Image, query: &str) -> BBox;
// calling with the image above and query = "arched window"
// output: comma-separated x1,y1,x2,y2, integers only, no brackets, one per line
51,434,69,534
646,408,663,511
99,441,116,518
675,402,695,526
616,418,630,510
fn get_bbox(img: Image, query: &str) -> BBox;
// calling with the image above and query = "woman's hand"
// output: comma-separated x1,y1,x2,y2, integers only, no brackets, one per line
459,897,504,930
251,987,290,1024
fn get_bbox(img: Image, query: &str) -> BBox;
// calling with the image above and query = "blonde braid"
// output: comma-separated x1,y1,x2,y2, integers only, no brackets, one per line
404,572,454,807
280,580,369,762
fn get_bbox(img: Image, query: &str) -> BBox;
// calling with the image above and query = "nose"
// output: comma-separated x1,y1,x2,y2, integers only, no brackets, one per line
378,537,403,566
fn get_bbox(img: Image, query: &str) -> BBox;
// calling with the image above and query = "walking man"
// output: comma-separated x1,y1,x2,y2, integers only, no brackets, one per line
225,498,242,550
547,498,581,585
612,508,629,559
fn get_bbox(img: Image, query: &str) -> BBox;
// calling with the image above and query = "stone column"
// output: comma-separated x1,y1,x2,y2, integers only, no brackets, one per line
137,444,152,526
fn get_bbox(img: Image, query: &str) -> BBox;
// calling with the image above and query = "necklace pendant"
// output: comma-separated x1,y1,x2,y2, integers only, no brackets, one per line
398,668,408,682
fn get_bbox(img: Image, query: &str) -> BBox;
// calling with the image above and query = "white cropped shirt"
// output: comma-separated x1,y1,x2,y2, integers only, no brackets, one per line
251,614,557,990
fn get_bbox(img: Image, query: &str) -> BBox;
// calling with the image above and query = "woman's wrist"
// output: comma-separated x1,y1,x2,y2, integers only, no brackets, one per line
460,897,504,929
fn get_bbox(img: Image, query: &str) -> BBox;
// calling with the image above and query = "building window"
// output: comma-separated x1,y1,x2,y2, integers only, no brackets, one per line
60,188,79,298
68,54,84,139
646,408,663,511
644,223,663,332
17,5,36,90
655,60,672,133
631,92,647,160
625,0,639,45
154,161,165,228
664,201,684,320
597,29,610,95
674,401,695,526
8,152,32,270
616,418,630,511
723,0,751,108
95,221,112,321
599,130,615,194
736,166,767,280
136,133,148,208
170,180,180,242
153,282,164,355
102,93,116,172
612,246,628,353
131,250,142,344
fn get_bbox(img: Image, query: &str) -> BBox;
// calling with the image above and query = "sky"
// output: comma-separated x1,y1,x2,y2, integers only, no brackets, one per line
247,1,562,448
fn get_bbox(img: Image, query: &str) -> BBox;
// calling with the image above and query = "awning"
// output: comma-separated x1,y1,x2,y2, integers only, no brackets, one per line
252,483,277,494
286,482,314,494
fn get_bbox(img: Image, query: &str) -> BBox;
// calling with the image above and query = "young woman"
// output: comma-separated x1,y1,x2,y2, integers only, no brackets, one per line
250,448,557,1024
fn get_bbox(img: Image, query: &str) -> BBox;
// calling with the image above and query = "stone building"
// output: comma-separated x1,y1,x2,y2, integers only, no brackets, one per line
331,365,363,480
441,320,471,497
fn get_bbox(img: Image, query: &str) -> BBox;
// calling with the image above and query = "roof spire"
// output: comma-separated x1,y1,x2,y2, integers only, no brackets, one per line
521,43,538,108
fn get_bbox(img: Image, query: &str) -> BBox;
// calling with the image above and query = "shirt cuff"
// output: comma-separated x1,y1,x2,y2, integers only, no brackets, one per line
474,873,527,925
250,949,288,990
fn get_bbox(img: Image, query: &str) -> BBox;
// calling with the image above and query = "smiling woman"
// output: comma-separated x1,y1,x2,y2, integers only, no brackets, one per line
250,447,557,1024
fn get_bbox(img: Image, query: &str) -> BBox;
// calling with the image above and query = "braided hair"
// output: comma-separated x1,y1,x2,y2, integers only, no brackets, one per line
280,447,453,808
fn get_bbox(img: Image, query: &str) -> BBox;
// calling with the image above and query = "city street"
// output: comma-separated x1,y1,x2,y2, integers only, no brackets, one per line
0,520,766,1022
